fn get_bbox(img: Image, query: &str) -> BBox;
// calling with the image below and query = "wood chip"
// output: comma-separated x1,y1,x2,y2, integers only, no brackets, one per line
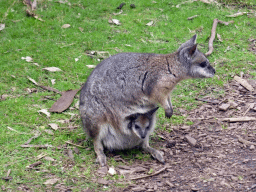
43,178,59,185
26,161,42,168
219,103,230,111
234,76,254,92
97,178,108,185
49,89,80,112
185,135,197,146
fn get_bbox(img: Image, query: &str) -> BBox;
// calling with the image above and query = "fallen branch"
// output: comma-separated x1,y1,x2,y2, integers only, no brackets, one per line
205,18,234,56
218,117,256,122
130,166,170,180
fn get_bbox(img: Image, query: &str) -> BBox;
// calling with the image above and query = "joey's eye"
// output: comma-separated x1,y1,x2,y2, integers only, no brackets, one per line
199,61,207,68
135,125,140,130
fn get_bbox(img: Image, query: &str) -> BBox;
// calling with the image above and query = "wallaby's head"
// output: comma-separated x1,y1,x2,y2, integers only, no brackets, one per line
126,107,159,139
178,34,215,78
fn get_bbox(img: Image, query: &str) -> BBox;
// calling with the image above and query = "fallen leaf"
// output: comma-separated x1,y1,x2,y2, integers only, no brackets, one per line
48,123,58,130
61,24,71,28
217,33,223,42
38,109,51,117
33,62,39,66
97,178,108,185
108,167,117,175
44,156,55,161
42,67,62,72
67,149,74,160
27,77,38,85
234,76,254,92
49,89,80,113
0,23,5,31
108,19,121,25
86,65,96,69
43,178,59,185
51,79,56,85
31,0,37,11
21,56,33,62
146,21,154,26
44,129,54,135
78,27,84,32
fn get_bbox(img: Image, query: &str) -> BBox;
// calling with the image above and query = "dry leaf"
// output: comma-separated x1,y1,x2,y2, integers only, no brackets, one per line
217,33,223,42
86,65,96,69
51,79,56,85
108,167,117,175
234,76,254,92
31,0,37,11
0,23,5,31
33,62,39,66
21,56,33,62
108,19,121,25
42,67,62,72
78,27,84,32
61,24,71,28
44,129,54,135
49,89,80,113
43,178,59,185
44,156,55,161
146,21,154,26
27,77,38,85
48,123,58,130
38,109,51,117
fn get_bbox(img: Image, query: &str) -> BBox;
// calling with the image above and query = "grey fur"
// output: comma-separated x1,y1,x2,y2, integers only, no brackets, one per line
79,35,215,166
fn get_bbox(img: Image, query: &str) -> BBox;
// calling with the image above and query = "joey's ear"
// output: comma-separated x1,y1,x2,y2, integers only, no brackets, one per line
188,44,197,56
126,113,139,121
146,107,159,118
178,34,197,52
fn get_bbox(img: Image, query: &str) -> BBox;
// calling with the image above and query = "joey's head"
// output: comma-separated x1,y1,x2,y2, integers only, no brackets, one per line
178,34,215,79
126,107,158,139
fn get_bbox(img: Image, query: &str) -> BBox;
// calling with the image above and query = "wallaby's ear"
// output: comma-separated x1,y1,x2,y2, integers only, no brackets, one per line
146,107,159,118
178,34,197,52
188,44,197,56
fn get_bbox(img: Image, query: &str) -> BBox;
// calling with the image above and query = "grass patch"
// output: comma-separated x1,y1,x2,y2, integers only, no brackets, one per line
0,0,255,191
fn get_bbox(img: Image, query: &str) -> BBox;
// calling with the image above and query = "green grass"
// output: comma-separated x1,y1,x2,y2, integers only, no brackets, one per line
0,0,255,191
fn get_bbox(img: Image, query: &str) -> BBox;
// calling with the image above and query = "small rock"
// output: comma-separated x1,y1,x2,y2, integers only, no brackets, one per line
250,145,255,150
185,135,197,146
219,103,230,111
97,166,108,175
97,178,108,185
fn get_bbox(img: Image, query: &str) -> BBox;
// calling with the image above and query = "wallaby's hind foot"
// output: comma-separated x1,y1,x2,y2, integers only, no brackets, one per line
94,138,107,167
95,154,107,167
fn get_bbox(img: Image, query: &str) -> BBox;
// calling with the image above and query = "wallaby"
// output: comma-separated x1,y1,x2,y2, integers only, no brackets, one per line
80,34,215,166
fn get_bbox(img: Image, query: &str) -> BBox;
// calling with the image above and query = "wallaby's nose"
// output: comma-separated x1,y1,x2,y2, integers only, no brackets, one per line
141,135,146,139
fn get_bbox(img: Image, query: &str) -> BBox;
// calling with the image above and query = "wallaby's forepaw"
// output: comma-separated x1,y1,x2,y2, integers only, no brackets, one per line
165,108,173,118
151,150,165,164
96,154,107,167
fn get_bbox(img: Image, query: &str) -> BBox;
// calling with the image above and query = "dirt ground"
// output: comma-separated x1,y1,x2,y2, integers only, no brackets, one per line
90,76,256,192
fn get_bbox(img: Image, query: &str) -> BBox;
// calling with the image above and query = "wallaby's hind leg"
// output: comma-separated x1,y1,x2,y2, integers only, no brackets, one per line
142,138,165,164
93,138,107,167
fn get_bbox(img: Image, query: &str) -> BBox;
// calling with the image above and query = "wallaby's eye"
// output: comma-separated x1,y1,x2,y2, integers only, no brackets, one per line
146,126,150,130
135,125,140,130
199,61,207,68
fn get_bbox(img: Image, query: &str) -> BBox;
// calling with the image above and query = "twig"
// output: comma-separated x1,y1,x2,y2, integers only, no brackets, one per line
130,166,170,180
237,136,256,146
65,141,85,148
205,19,234,56
7,126,30,135
24,132,41,145
20,144,53,148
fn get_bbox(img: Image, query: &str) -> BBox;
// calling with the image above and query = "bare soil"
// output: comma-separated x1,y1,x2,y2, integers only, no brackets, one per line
92,77,256,192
